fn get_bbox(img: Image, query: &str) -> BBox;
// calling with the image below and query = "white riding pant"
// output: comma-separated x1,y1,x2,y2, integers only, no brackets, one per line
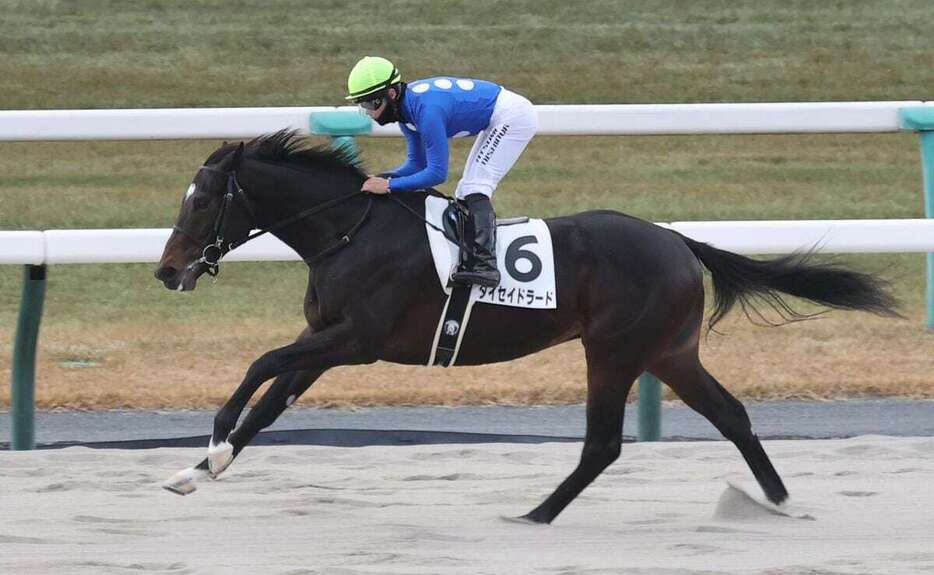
454,89,538,200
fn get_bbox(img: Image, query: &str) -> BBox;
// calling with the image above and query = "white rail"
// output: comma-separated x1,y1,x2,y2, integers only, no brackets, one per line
2,101,933,141
2,219,933,265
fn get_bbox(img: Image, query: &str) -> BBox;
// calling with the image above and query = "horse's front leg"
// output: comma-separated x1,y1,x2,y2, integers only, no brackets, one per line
207,367,325,477
228,368,323,457
163,320,371,494
162,368,321,495
208,319,368,473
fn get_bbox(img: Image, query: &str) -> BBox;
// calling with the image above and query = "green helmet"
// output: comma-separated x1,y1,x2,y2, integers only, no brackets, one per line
346,56,402,101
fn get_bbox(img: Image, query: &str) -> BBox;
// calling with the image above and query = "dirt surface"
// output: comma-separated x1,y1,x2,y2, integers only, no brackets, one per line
1,309,931,409
4,438,934,574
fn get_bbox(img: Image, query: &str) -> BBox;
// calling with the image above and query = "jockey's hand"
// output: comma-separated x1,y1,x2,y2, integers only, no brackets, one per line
362,176,390,194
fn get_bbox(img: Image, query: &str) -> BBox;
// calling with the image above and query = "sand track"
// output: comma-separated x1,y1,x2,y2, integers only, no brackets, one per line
2,437,933,574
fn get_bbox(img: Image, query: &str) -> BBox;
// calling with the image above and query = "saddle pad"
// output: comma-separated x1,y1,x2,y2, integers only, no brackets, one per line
425,195,557,309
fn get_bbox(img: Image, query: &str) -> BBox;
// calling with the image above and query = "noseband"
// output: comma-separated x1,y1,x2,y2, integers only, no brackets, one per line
172,165,252,276
173,164,370,277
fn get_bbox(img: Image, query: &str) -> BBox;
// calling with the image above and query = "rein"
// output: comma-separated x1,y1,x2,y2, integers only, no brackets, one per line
386,190,461,245
174,165,371,276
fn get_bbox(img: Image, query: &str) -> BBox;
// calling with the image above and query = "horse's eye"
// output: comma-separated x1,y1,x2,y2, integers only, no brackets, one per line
193,196,210,210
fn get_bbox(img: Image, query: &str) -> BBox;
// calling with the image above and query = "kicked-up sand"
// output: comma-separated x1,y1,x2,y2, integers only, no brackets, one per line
1,436,933,574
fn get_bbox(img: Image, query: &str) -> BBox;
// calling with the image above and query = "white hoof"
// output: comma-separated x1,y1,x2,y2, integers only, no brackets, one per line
208,439,235,477
163,466,209,495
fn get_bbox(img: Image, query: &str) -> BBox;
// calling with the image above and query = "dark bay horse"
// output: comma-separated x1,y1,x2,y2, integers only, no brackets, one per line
155,131,898,524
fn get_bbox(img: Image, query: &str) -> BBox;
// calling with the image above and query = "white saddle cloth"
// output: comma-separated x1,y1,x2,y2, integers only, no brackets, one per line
425,195,557,310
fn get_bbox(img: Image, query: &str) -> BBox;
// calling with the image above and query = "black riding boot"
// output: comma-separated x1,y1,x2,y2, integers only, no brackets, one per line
451,193,501,288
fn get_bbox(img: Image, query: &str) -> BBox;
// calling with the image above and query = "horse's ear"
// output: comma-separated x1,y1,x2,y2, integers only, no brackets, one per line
230,142,244,167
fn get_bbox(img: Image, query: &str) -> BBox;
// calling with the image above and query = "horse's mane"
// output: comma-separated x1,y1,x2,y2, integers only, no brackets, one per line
221,129,365,177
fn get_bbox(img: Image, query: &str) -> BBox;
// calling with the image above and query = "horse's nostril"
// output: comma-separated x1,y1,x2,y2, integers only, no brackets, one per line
155,266,177,282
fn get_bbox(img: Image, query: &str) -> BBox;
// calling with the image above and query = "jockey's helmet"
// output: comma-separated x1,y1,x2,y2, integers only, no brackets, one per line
346,56,402,101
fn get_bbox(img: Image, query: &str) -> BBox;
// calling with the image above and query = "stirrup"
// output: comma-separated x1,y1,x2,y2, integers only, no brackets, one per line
450,267,500,288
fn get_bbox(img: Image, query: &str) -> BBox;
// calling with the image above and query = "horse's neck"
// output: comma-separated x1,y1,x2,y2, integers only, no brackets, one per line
243,167,364,262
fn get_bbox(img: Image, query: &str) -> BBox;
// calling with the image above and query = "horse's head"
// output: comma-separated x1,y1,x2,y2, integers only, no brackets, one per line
156,130,369,291
154,141,255,291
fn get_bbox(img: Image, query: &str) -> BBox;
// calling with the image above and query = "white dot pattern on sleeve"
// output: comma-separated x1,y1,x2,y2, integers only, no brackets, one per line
411,83,430,93
453,131,470,138
455,79,475,90
433,78,453,89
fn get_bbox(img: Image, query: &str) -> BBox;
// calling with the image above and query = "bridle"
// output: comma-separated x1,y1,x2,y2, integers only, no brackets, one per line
173,164,371,277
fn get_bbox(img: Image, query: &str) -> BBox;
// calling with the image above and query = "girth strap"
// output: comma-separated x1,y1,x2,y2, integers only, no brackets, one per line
428,284,477,367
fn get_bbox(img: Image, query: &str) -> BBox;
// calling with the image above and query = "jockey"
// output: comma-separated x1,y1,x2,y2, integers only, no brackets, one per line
346,56,538,288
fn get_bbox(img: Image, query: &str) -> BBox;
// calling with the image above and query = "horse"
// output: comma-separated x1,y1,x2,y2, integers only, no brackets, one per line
154,130,898,524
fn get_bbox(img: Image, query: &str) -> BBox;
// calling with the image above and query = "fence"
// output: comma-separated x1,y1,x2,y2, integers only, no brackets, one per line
2,102,931,139
3,102,934,449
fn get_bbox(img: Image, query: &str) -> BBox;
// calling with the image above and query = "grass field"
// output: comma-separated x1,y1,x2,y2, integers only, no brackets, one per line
1,1,932,408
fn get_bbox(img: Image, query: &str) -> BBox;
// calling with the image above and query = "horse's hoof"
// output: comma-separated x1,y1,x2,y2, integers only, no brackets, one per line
767,487,790,506
208,439,234,477
162,466,208,495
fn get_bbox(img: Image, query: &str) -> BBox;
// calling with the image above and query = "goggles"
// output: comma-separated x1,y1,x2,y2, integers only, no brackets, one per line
356,97,384,111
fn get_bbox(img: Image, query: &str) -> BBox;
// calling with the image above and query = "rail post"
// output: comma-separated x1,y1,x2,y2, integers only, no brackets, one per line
309,111,372,162
898,107,934,330
11,264,47,450
637,373,662,441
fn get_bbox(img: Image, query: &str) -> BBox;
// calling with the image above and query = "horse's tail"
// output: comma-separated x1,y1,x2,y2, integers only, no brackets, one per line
676,233,901,329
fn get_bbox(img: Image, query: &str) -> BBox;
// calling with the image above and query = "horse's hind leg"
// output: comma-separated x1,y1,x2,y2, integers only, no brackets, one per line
649,352,789,505
520,352,639,524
